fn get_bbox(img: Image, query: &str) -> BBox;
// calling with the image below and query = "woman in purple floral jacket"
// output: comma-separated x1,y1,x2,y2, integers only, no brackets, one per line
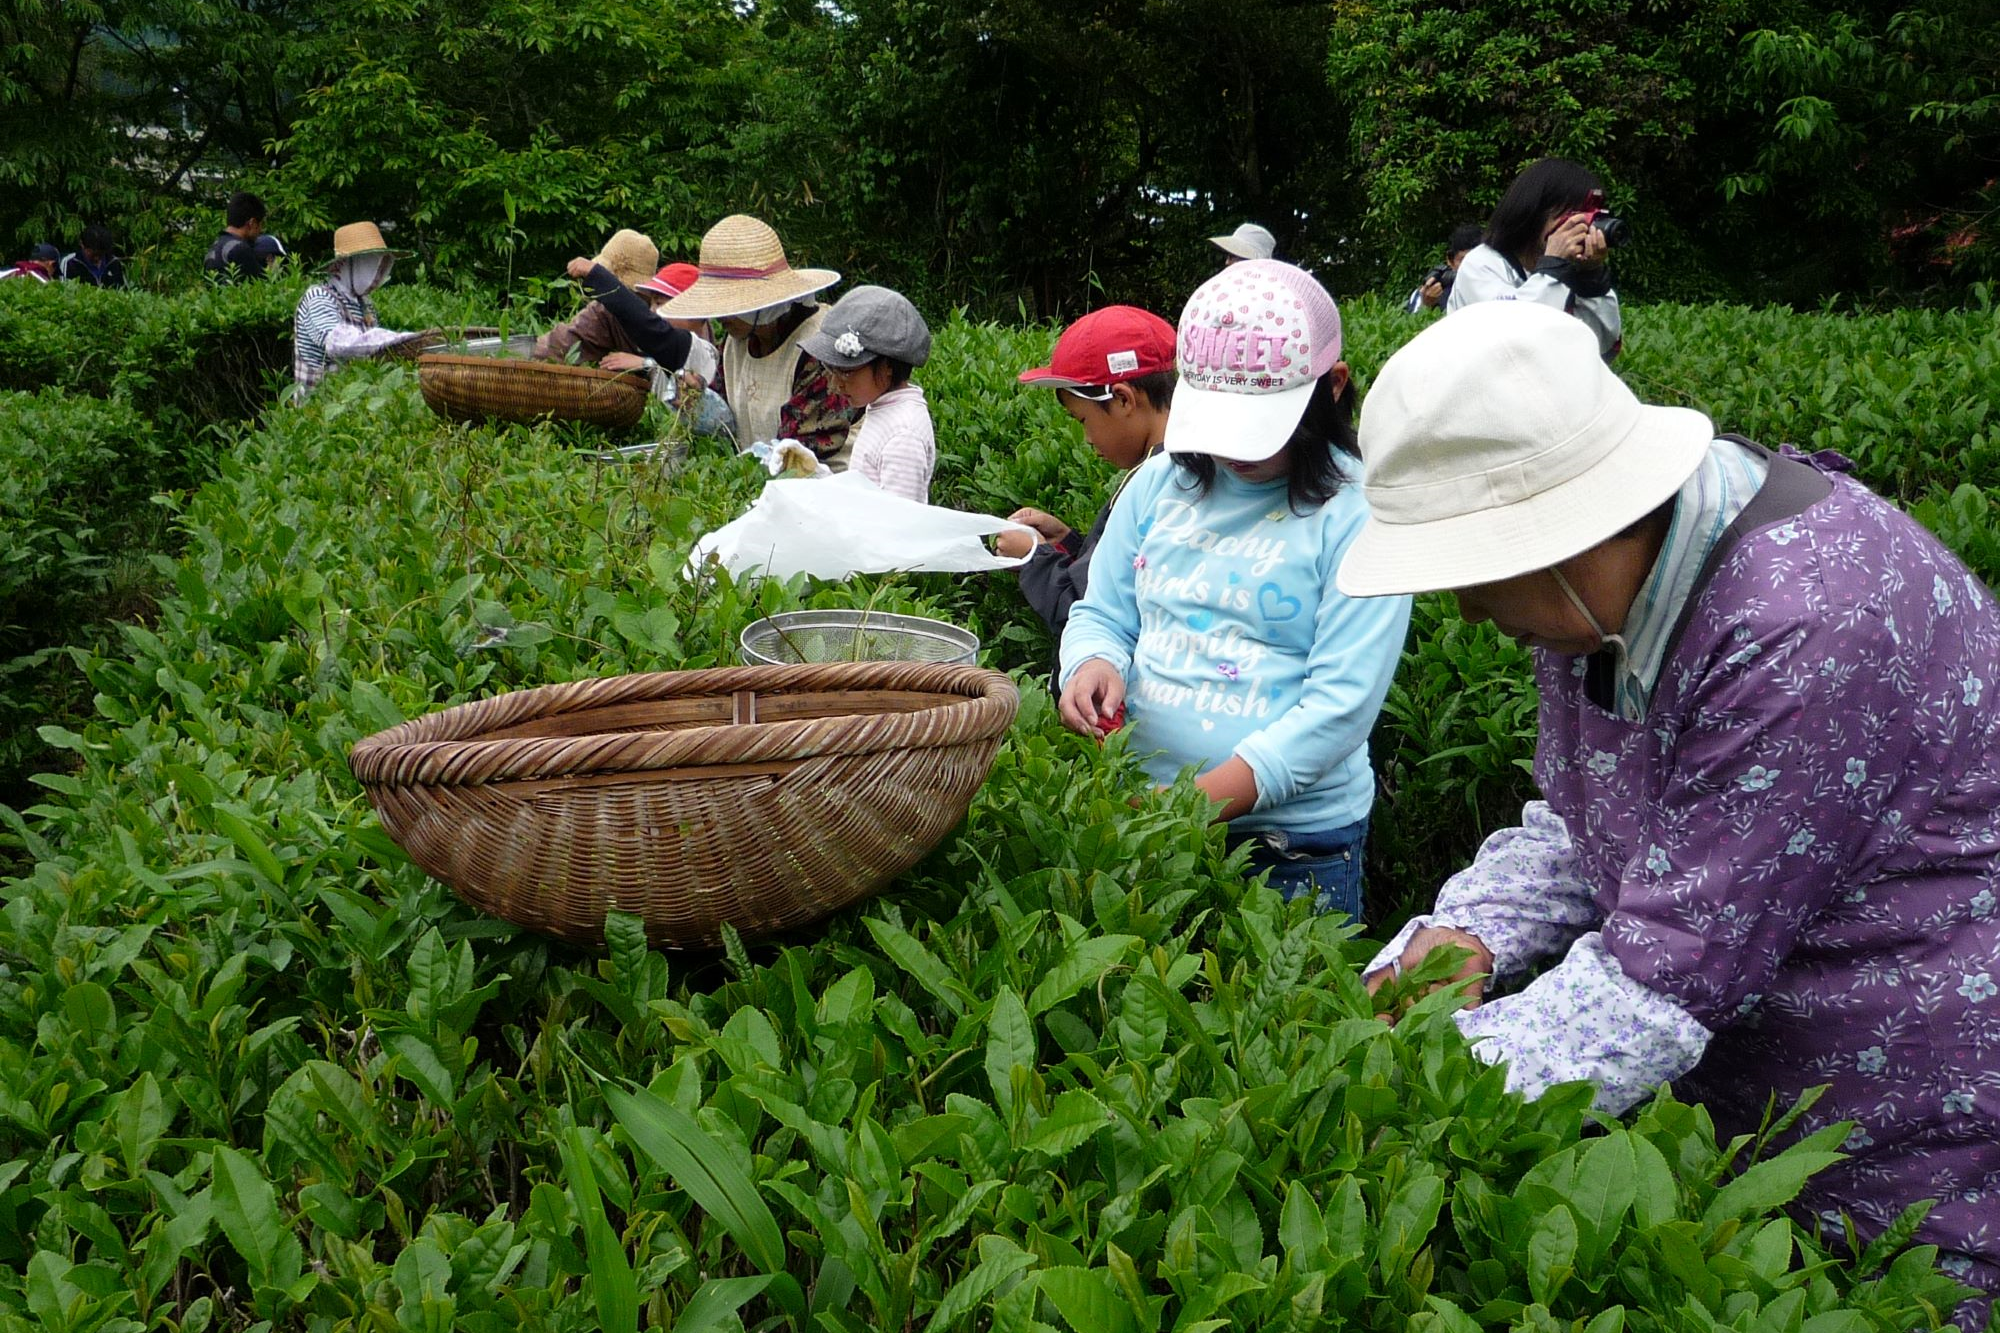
1339,302,2000,1323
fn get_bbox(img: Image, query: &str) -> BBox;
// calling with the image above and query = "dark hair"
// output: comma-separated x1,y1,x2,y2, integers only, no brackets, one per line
1069,371,1177,412
1446,223,1484,256
227,192,266,229
1172,370,1359,513
1485,158,1602,263
80,224,115,255
879,357,914,388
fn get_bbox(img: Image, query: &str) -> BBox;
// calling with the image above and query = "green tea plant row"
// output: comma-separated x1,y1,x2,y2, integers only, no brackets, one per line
0,280,505,447
0,296,1990,1333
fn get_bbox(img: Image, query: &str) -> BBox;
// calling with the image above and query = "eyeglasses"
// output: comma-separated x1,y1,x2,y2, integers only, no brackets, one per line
1061,384,1116,403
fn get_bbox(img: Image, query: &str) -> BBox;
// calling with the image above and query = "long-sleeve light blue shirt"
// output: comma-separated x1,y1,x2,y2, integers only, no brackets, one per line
1058,453,1412,833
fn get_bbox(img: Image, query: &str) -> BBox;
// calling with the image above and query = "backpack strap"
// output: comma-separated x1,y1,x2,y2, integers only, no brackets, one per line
1654,436,1835,676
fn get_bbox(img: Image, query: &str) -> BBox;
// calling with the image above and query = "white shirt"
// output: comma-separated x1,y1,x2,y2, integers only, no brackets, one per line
846,383,935,503
1447,243,1622,358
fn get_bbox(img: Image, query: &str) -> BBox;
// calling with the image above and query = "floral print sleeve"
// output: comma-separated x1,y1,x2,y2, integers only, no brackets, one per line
1366,800,1603,985
1458,933,1712,1112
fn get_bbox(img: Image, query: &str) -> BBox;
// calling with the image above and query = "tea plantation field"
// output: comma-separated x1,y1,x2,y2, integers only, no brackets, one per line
0,278,1995,1332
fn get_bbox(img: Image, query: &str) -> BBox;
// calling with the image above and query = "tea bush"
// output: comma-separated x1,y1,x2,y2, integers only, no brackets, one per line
0,296,1995,1333
0,294,1992,1328
0,280,510,448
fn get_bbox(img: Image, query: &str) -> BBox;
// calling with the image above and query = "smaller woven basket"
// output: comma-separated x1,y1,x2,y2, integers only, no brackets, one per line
417,352,649,428
348,661,1019,948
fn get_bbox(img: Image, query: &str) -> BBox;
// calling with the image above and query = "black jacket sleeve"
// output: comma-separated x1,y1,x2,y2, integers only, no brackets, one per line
1015,497,1115,637
1533,254,1614,299
584,264,693,368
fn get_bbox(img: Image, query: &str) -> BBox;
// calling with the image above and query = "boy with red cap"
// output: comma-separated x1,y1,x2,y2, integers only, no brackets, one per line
1004,305,1178,637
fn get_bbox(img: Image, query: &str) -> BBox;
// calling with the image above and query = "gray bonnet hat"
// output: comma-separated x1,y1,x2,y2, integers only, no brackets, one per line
801,285,933,370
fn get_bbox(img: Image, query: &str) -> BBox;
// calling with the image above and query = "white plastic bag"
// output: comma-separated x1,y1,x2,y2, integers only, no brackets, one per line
686,471,1036,581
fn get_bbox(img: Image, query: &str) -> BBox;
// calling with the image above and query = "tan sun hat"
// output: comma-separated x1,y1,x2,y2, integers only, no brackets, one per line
1335,300,1715,598
591,229,660,290
328,221,408,264
659,215,840,320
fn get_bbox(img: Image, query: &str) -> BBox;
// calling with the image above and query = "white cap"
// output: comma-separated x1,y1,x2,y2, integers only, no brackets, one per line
1336,301,1714,596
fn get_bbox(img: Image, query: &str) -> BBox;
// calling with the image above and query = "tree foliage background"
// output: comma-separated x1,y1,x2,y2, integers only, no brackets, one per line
3,0,1996,312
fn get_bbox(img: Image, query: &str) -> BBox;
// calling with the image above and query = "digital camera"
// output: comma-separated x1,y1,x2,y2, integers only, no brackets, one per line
1573,189,1632,248
1425,264,1456,294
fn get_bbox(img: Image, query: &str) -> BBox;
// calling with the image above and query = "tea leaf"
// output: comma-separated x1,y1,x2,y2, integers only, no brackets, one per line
1526,1204,1578,1306
1040,1266,1136,1333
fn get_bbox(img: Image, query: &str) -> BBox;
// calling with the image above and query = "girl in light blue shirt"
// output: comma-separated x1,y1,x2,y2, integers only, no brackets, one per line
1058,260,1411,920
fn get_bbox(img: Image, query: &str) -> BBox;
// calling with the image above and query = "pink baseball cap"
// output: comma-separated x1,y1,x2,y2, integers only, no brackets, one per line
1164,259,1343,463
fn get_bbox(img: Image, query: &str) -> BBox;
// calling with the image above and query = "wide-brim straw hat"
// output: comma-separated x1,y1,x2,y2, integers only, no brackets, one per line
1335,301,1714,597
328,221,410,265
660,215,839,320
592,229,659,290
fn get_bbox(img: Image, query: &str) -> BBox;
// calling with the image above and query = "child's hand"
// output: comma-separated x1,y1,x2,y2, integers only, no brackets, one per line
1059,659,1126,736
1008,507,1074,544
994,527,1040,559
565,257,594,281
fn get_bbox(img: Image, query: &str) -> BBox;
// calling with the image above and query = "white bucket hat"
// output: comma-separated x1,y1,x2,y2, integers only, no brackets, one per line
1335,301,1714,597
1209,222,1277,261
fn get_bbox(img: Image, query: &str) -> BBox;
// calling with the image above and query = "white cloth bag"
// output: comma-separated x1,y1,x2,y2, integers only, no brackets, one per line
686,471,1035,581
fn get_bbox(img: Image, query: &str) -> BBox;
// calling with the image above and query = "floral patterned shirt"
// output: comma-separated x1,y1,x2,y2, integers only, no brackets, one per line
1374,448,2000,1307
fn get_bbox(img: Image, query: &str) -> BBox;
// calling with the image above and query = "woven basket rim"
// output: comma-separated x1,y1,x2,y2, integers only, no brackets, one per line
349,661,1018,789
416,352,642,385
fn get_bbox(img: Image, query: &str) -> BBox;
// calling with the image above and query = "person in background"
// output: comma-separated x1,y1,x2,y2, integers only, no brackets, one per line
0,244,59,283
660,215,859,465
290,222,424,402
1342,301,2000,1327
1448,157,1621,358
1003,305,1178,643
801,286,937,502
536,229,659,365
639,263,713,351
59,226,126,288
1059,261,1412,922
1209,222,1279,266
1404,223,1484,313
204,192,277,282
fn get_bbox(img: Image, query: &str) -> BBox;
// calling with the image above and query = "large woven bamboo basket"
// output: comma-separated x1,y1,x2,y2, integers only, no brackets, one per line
417,352,649,428
348,662,1020,948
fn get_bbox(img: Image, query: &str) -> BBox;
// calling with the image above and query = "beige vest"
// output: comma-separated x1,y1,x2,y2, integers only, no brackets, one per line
724,308,827,450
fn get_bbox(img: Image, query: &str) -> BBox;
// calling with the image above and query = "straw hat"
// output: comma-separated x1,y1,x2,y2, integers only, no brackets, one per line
660,215,839,320
329,221,407,263
591,229,660,290
1334,301,1713,598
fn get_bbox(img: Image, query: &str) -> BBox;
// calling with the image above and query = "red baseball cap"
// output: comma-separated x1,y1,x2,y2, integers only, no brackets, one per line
1017,305,1177,390
638,262,702,299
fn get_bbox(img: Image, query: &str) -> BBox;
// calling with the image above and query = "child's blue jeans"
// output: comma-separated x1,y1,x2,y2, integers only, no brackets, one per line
1233,817,1369,923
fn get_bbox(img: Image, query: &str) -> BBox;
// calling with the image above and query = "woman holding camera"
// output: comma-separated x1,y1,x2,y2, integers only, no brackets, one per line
1448,157,1622,359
